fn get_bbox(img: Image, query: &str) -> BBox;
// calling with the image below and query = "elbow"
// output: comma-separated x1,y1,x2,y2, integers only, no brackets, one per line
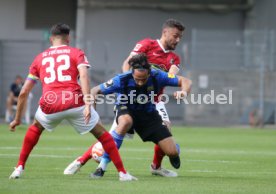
186,79,192,88
18,89,29,99
91,86,101,96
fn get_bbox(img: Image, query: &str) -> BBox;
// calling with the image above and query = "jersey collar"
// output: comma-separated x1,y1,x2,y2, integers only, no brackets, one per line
50,45,67,49
157,39,170,53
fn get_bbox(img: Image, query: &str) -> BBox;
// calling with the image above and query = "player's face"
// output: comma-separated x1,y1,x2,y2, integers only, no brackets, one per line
132,69,150,87
163,27,183,50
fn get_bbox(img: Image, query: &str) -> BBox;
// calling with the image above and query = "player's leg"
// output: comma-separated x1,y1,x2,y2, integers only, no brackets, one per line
67,115,119,167
9,120,44,179
92,113,132,178
157,137,180,169
134,110,179,177
68,105,137,181
64,110,128,175
155,103,180,169
9,106,62,179
152,102,172,170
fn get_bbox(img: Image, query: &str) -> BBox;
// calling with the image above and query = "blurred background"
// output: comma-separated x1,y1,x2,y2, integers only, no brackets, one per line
0,0,275,127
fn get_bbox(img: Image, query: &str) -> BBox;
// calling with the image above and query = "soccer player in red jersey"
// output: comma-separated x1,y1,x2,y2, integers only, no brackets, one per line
8,23,137,181
119,19,185,176
64,19,186,178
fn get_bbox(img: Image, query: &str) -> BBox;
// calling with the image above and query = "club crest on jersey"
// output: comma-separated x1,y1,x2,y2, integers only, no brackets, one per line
168,73,175,78
103,79,114,88
170,59,174,65
147,86,154,91
119,106,127,110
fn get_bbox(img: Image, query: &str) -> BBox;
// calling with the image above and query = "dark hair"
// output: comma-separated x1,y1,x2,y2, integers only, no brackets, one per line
50,23,70,36
129,53,151,70
163,19,185,31
15,75,23,80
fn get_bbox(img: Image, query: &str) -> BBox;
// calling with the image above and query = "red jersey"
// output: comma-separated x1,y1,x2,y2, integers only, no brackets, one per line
131,38,181,102
29,45,90,114
131,38,180,72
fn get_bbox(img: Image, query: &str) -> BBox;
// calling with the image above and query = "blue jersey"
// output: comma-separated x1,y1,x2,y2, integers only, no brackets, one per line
99,69,179,112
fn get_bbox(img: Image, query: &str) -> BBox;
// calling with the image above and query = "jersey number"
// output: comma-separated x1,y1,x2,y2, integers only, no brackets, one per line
42,55,71,84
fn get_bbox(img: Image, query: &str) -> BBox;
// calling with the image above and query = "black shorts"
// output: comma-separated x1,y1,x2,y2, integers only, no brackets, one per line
115,105,172,144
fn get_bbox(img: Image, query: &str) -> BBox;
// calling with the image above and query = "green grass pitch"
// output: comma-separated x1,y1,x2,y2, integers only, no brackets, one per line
0,123,276,194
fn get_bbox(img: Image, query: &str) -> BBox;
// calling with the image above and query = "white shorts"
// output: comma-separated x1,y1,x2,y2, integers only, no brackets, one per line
155,101,170,123
35,105,100,135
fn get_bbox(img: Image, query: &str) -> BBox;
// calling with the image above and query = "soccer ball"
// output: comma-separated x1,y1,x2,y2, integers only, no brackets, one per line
91,142,104,163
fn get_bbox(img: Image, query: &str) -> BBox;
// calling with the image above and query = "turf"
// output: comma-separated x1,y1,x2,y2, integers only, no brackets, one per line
0,123,276,194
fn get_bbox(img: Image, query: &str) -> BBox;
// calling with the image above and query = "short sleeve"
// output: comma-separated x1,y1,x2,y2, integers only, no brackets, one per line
130,38,151,55
99,76,121,95
155,70,179,87
28,56,40,81
76,49,91,69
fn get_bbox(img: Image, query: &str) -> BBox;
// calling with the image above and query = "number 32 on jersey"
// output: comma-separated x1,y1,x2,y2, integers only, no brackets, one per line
42,54,71,84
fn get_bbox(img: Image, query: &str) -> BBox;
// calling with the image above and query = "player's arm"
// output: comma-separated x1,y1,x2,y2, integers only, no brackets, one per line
168,65,180,75
122,53,136,72
174,75,192,99
90,85,102,109
10,80,35,131
91,77,120,109
78,66,92,124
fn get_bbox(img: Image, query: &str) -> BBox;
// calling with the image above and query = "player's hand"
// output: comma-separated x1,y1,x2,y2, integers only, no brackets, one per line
83,105,91,125
9,119,21,132
174,91,187,100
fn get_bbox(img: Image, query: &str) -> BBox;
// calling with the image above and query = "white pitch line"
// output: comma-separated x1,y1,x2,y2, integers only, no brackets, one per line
186,159,252,164
0,154,255,164
187,169,276,175
1,146,276,156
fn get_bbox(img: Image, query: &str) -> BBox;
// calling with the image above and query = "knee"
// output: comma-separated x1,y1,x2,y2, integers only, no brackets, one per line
162,143,178,157
117,116,133,135
166,148,178,157
32,120,44,131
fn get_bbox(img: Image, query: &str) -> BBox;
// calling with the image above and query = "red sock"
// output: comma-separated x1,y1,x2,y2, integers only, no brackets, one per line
17,125,42,169
78,144,94,164
98,131,126,173
152,144,165,169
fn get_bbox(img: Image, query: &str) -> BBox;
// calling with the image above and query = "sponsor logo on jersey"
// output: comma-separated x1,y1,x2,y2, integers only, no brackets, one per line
147,86,154,91
152,52,160,56
168,73,175,78
170,58,175,65
103,79,114,88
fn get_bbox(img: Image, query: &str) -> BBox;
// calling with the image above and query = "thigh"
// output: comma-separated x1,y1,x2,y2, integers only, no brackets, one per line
134,111,172,144
35,106,62,131
67,105,100,135
115,105,134,135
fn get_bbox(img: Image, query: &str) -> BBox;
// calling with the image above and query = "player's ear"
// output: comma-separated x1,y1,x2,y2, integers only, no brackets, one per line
66,35,70,44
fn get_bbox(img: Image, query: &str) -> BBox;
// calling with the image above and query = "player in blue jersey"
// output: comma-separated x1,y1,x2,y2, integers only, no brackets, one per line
87,53,191,178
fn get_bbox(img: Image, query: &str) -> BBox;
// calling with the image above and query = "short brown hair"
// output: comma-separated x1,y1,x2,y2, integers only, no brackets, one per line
50,23,70,36
163,19,185,31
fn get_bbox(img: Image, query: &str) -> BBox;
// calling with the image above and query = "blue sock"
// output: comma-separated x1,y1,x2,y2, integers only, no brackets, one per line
98,130,124,170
